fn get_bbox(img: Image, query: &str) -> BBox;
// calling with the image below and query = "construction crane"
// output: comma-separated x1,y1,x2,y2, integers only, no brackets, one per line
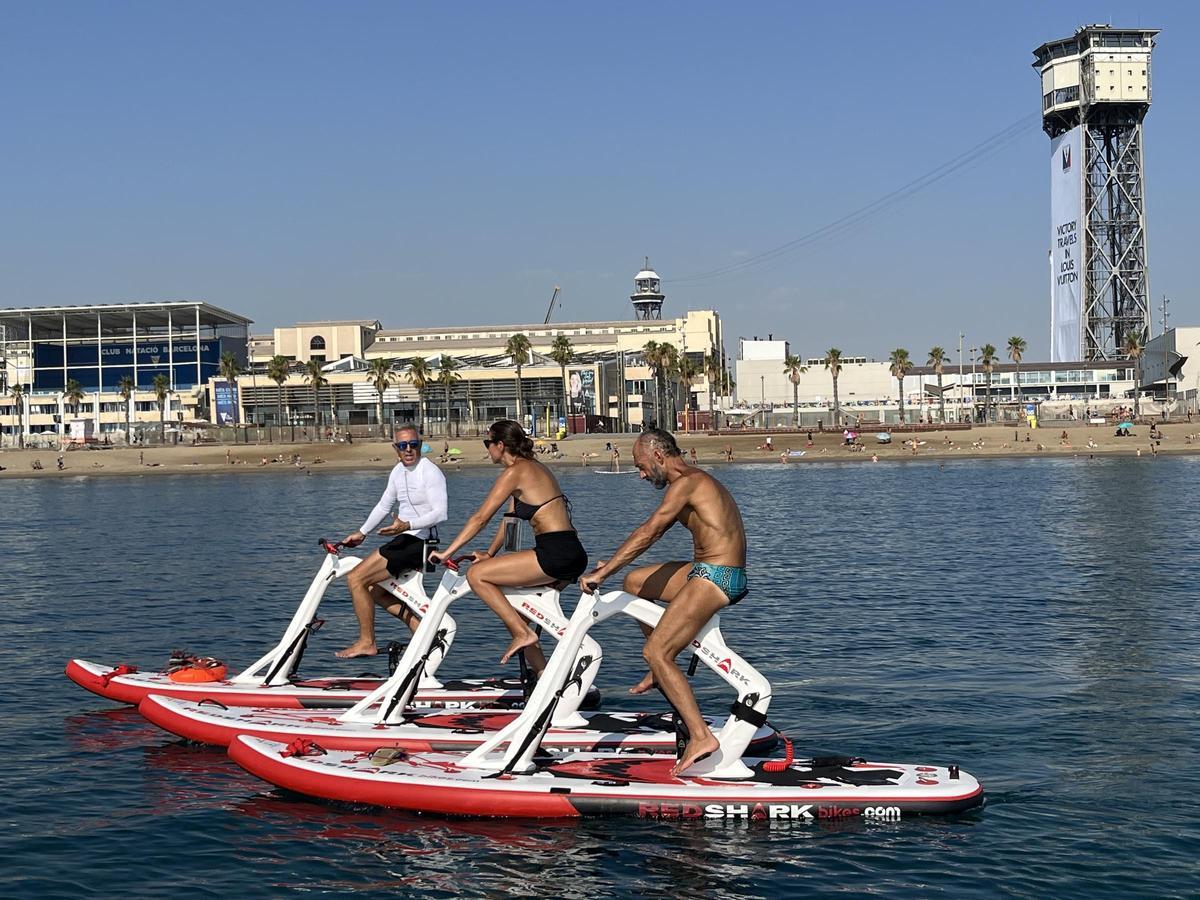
543,285,561,324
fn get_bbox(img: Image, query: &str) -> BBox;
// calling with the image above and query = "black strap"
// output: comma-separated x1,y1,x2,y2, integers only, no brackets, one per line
686,654,700,677
381,628,448,720
494,654,593,776
729,693,767,729
387,640,405,677
264,617,324,684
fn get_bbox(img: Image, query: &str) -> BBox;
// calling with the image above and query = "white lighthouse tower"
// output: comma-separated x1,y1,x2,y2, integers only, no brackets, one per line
630,258,665,320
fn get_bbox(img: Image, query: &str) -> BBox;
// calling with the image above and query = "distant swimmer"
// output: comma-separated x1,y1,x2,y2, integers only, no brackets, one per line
335,425,448,659
579,427,747,776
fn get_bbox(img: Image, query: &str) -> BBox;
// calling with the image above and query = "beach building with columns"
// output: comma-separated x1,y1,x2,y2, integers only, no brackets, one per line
0,301,250,444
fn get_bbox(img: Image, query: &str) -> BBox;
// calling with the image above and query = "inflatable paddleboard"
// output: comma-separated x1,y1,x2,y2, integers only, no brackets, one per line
140,694,779,754
229,588,984,822
230,736,982,820
66,659,600,710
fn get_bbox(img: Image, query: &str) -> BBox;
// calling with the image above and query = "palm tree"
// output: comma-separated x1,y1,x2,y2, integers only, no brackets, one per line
642,340,663,427
505,333,532,425
979,344,998,423
783,353,808,427
63,378,85,417
117,375,135,444
303,359,327,429
927,347,949,423
704,351,721,431
660,344,680,429
1123,331,1145,418
889,349,913,424
407,356,432,433
1007,336,1027,404
677,354,700,433
366,357,395,437
435,355,462,435
266,354,290,433
823,348,843,427
720,370,736,403
152,373,170,441
219,348,242,427
9,383,25,448
548,335,574,434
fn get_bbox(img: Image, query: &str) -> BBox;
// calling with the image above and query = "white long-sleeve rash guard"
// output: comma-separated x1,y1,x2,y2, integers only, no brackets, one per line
359,457,448,540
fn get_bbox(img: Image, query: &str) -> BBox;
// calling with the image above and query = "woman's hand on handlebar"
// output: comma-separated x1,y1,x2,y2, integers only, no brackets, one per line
428,550,448,567
468,550,491,562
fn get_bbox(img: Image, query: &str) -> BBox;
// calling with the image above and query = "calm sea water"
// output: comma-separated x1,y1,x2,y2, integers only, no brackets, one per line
2,457,1198,898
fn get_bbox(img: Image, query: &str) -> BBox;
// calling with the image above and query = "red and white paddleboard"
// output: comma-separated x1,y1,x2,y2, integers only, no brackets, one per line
229,735,984,821
66,659,593,710
139,693,779,754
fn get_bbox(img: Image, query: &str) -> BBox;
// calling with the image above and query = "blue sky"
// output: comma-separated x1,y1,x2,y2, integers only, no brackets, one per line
3,2,1197,361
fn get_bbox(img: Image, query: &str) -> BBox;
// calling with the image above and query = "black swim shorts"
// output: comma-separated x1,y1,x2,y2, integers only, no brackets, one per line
378,534,429,577
533,530,589,582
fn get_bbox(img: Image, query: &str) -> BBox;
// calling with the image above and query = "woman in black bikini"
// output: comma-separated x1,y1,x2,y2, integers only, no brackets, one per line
430,420,587,673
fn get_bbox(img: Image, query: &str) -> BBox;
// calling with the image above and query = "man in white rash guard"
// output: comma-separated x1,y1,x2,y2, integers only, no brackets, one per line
335,424,448,659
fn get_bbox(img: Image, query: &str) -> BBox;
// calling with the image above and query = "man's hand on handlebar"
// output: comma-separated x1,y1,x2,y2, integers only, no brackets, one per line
342,531,366,547
579,561,608,595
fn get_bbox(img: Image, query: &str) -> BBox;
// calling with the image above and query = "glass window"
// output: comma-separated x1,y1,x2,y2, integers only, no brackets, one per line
309,336,326,351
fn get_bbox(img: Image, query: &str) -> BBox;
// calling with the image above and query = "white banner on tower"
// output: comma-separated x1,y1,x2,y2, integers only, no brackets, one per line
1049,126,1083,363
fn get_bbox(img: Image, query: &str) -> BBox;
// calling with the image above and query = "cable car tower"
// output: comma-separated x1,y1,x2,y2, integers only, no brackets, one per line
630,258,665,320
1034,24,1158,361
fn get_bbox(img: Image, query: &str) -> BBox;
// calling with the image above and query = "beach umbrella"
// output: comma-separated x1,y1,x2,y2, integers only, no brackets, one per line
1119,422,1134,429
448,448,462,456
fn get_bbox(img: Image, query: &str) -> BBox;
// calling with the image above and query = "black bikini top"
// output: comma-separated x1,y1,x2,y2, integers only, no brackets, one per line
510,493,568,522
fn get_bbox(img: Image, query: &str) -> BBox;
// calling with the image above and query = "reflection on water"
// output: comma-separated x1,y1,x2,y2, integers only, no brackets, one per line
3,459,1199,896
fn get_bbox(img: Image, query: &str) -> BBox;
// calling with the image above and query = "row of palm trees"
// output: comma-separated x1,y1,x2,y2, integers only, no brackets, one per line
778,338,1045,427
7,369,180,447
640,341,736,432
252,333,574,437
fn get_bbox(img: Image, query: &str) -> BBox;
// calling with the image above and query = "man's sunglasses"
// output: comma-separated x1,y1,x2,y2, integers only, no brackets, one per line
393,440,421,451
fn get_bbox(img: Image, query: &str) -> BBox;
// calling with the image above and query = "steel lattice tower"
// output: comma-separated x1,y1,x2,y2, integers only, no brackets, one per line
1034,25,1158,361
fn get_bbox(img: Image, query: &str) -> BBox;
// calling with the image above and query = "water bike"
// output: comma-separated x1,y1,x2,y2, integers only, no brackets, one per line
140,558,777,756
66,540,600,711
229,585,984,821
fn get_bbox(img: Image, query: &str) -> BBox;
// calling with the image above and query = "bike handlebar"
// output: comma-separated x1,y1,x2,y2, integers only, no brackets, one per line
443,555,474,572
317,538,345,555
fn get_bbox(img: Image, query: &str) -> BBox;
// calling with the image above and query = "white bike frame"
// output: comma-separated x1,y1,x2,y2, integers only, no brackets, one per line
230,549,457,690
338,565,603,730
460,590,773,780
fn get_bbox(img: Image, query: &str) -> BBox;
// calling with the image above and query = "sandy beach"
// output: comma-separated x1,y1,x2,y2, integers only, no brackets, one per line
1,423,1196,480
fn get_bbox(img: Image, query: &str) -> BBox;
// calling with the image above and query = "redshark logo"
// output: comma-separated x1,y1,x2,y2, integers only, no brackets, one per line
717,658,732,673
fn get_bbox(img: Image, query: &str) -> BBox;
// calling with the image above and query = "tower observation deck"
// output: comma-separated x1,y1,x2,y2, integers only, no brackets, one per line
630,258,665,320
1034,24,1158,362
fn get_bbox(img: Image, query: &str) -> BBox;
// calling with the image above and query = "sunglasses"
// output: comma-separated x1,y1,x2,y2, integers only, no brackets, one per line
482,438,498,448
393,440,421,451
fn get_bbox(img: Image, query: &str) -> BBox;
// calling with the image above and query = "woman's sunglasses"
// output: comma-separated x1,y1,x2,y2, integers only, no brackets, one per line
393,440,421,451
482,438,498,448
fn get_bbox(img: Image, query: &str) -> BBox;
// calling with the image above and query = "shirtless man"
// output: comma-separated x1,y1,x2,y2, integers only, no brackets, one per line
579,427,747,775
336,424,448,658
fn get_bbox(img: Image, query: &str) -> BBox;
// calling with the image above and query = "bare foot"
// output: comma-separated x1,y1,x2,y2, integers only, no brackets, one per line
672,732,721,777
335,641,379,659
628,671,656,694
500,630,540,665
